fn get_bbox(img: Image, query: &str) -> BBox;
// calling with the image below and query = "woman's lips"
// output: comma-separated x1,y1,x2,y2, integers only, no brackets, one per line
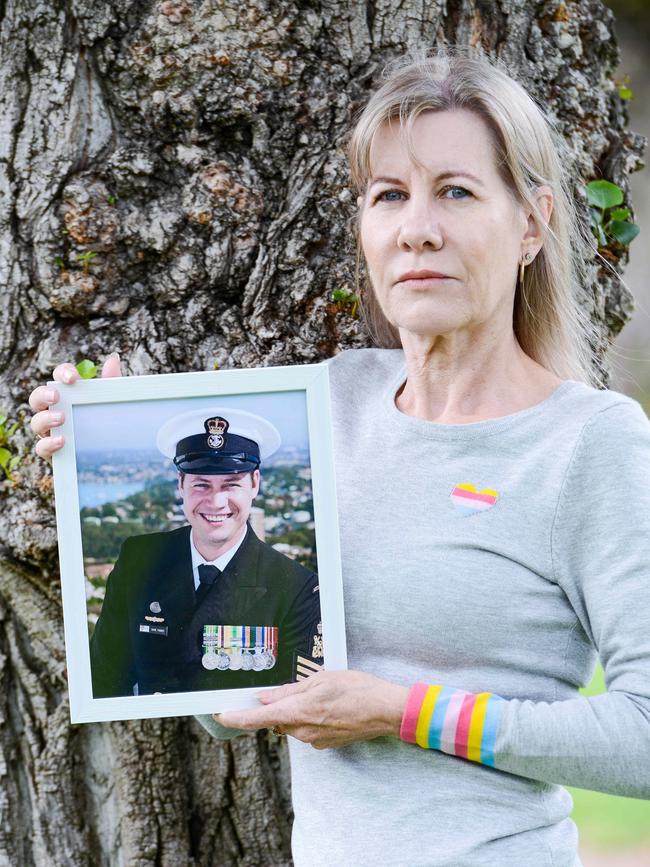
397,276,452,287
396,270,452,286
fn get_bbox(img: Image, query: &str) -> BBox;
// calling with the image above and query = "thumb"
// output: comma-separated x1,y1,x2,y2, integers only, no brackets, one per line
102,352,123,378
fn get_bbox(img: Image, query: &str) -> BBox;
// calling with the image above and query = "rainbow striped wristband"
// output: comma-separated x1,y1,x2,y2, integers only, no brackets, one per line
400,683,505,766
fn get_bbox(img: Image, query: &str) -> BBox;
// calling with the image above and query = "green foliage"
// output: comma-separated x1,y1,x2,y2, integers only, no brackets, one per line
586,180,640,250
331,289,359,318
107,195,117,205
80,481,179,560
81,521,146,561
571,787,650,848
76,250,98,274
0,411,21,480
76,359,98,379
586,180,623,210
616,74,634,101
54,256,66,270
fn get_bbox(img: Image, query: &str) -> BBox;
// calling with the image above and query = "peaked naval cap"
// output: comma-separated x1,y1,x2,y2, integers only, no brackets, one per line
155,407,281,475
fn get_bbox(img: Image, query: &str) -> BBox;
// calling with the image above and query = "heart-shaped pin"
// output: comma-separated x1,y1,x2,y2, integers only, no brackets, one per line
450,483,498,516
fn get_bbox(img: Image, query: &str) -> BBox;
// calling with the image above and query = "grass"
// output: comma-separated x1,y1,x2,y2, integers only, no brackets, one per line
569,664,650,850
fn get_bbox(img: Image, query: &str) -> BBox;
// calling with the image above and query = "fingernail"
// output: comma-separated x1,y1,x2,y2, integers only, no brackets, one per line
50,412,62,423
107,351,120,361
62,371,74,383
50,435,64,446
44,389,56,402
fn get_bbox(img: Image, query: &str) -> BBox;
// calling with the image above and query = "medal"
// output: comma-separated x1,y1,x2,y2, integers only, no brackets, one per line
229,625,243,669
216,650,230,670
201,625,220,671
150,601,162,614
253,626,265,669
241,649,253,670
202,651,219,670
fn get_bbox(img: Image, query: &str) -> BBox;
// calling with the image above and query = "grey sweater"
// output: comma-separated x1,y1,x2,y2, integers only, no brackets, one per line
198,348,650,867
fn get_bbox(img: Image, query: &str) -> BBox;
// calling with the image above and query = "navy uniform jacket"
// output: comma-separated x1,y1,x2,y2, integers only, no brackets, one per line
90,524,321,697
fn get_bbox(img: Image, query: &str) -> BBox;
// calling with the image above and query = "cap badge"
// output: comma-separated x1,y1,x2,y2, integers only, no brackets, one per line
204,416,229,450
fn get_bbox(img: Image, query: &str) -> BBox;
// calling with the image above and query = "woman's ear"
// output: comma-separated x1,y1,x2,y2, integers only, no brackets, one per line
523,185,553,247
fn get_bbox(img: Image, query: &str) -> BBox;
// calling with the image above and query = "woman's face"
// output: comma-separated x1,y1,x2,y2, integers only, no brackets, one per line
359,109,530,340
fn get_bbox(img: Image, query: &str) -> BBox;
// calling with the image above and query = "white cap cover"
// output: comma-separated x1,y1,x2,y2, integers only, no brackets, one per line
156,407,281,474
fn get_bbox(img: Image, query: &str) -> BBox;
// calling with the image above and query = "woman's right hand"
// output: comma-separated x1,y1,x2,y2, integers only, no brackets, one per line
28,354,123,460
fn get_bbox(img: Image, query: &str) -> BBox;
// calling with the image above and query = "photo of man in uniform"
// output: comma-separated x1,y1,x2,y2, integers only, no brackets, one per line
89,407,322,698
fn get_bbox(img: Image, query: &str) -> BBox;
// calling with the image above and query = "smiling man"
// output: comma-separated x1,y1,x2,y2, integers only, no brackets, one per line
89,408,322,698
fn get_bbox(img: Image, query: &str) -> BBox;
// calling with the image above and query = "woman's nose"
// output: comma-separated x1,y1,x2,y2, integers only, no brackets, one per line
397,200,443,251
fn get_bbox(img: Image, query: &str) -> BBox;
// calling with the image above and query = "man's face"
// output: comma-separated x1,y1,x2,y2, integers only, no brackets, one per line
178,470,260,559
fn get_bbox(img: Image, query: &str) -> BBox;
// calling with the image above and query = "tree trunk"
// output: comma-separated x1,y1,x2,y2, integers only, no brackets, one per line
0,0,644,863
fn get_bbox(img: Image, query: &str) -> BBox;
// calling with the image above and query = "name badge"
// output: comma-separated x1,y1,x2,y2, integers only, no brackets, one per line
139,623,168,636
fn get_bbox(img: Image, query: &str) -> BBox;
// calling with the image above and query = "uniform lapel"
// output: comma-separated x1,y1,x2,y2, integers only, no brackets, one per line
144,525,195,627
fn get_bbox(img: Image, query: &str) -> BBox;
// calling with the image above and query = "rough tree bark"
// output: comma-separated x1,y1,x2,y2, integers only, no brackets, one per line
0,0,644,863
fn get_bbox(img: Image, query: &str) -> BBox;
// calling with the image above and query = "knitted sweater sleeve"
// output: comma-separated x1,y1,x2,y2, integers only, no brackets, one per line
401,401,650,799
194,714,247,740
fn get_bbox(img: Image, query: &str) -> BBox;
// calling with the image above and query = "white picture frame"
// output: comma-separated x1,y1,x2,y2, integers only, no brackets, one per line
51,364,346,723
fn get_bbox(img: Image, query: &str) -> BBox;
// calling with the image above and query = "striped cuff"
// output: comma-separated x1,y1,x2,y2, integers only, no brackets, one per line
400,682,505,767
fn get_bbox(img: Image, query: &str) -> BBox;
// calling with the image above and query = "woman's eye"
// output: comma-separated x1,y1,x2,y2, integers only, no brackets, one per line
441,185,471,199
374,189,406,203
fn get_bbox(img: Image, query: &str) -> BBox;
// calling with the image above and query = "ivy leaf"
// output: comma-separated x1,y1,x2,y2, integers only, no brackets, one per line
76,359,98,379
0,447,11,468
585,180,624,210
608,208,631,221
617,74,633,102
606,220,640,246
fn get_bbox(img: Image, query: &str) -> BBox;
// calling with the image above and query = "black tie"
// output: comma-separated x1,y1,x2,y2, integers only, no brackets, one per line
196,564,221,605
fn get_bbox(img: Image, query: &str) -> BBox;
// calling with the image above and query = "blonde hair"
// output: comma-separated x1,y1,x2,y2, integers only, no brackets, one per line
348,50,602,386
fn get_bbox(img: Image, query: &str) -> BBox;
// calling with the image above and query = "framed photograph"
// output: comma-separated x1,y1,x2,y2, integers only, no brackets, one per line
51,364,346,723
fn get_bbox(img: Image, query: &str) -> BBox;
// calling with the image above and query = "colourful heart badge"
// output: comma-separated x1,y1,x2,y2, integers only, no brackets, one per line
450,483,498,516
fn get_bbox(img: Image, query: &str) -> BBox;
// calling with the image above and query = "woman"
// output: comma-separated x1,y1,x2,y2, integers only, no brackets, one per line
29,53,650,866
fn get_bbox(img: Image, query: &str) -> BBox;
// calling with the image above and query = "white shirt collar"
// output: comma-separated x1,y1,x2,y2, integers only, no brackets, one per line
189,525,248,591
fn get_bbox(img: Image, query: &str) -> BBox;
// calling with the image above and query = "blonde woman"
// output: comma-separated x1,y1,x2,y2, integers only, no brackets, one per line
30,54,650,866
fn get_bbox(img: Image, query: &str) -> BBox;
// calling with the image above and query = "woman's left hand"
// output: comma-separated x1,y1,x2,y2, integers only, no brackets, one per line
214,670,409,750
